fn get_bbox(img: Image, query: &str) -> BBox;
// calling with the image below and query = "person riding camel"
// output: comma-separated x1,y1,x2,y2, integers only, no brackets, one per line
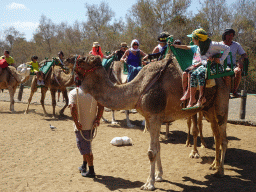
185,28,230,109
89,42,112,60
29,55,45,86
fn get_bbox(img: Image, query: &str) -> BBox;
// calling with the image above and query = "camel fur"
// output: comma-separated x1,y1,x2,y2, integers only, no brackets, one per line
0,65,30,111
65,54,229,191
24,63,74,117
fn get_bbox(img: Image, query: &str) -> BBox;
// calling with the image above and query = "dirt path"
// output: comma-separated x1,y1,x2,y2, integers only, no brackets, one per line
0,102,256,191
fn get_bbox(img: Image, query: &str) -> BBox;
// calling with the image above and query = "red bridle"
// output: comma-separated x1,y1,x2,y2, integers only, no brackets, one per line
75,56,100,77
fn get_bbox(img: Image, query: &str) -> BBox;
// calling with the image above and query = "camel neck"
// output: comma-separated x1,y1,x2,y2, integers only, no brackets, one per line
81,67,141,110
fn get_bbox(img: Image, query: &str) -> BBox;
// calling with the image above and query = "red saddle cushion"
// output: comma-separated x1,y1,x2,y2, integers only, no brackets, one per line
0,59,8,68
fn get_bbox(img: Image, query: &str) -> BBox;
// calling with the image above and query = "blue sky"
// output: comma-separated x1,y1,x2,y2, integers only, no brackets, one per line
0,0,234,41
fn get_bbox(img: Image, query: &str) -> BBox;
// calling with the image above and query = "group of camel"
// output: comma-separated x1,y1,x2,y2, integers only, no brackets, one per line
0,49,229,190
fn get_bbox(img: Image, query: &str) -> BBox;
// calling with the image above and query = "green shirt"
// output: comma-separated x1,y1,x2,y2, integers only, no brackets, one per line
1,56,15,66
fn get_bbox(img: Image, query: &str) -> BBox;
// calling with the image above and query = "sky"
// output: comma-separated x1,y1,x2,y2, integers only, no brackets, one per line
0,0,234,41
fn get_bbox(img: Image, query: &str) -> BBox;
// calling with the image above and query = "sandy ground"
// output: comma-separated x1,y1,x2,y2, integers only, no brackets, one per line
0,101,256,192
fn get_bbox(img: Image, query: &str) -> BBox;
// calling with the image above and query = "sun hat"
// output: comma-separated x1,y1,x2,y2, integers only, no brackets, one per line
187,28,208,42
158,31,170,42
121,42,128,47
93,42,100,47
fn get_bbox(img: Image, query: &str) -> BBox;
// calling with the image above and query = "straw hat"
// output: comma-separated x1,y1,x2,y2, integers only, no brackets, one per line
93,42,100,47
120,42,128,47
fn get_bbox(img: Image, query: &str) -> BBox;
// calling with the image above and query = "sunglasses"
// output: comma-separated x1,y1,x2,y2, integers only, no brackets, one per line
133,44,139,46
122,46,127,48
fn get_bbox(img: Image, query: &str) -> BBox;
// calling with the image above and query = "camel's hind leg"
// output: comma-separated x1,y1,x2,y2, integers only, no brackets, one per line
40,86,49,116
141,117,162,191
111,110,118,124
50,89,57,118
125,110,135,128
59,89,68,116
219,123,228,177
189,114,200,158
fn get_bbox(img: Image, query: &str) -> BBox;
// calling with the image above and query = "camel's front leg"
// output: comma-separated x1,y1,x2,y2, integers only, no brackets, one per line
155,141,163,182
40,87,48,116
186,116,192,147
209,118,221,174
59,89,68,115
50,89,57,118
189,114,200,158
24,77,37,114
141,119,161,191
7,86,15,112
198,111,207,148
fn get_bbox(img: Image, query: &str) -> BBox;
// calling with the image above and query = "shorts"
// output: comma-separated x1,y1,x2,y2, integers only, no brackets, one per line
75,130,92,155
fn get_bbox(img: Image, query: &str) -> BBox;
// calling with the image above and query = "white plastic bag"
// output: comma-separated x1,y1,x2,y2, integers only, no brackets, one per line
110,137,123,146
110,136,132,146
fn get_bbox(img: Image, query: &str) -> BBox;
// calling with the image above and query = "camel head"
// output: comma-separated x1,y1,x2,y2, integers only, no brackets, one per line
65,54,102,78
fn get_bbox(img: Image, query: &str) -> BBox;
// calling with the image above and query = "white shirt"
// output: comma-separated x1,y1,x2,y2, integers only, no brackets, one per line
220,41,246,64
68,87,97,131
200,41,230,66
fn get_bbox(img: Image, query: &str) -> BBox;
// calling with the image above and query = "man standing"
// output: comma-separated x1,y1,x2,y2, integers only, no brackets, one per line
69,78,104,178
221,29,247,97
1,50,15,67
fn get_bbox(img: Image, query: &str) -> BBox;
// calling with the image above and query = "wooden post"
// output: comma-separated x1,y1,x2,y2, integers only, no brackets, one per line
239,90,247,119
18,84,24,101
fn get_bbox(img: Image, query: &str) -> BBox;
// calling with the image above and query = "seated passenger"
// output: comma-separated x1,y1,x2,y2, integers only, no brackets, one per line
120,39,147,82
114,42,128,61
220,29,247,97
172,40,200,101
185,29,230,108
30,56,45,86
89,42,112,60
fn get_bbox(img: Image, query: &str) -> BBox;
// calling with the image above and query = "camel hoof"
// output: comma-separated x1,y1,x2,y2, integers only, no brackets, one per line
24,111,28,114
185,142,192,147
189,150,200,159
111,121,119,125
155,176,163,182
141,183,155,191
102,118,110,123
201,143,207,148
214,167,224,177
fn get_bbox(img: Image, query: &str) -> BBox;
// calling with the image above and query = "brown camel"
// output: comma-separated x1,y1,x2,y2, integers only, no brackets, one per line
66,54,229,191
24,61,74,117
0,65,30,111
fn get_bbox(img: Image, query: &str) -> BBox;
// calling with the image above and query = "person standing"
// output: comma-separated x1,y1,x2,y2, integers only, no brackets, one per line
220,29,247,97
69,78,104,178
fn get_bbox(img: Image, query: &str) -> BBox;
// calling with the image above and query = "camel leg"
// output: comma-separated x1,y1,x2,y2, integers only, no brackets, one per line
7,85,15,112
25,76,38,114
165,123,169,140
59,89,68,115
209,117,221,174
185,116,192,147
198,111,207,148
218,122,228,177
40,86,48,116
125,110,135,128
189,114,200,158
141,118,162,191
50,89,57,118
111,110,118,124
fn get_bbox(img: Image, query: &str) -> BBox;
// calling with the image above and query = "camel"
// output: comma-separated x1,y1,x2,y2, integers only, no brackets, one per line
0,65,31,111
24,60,74,117
65,54,229,191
